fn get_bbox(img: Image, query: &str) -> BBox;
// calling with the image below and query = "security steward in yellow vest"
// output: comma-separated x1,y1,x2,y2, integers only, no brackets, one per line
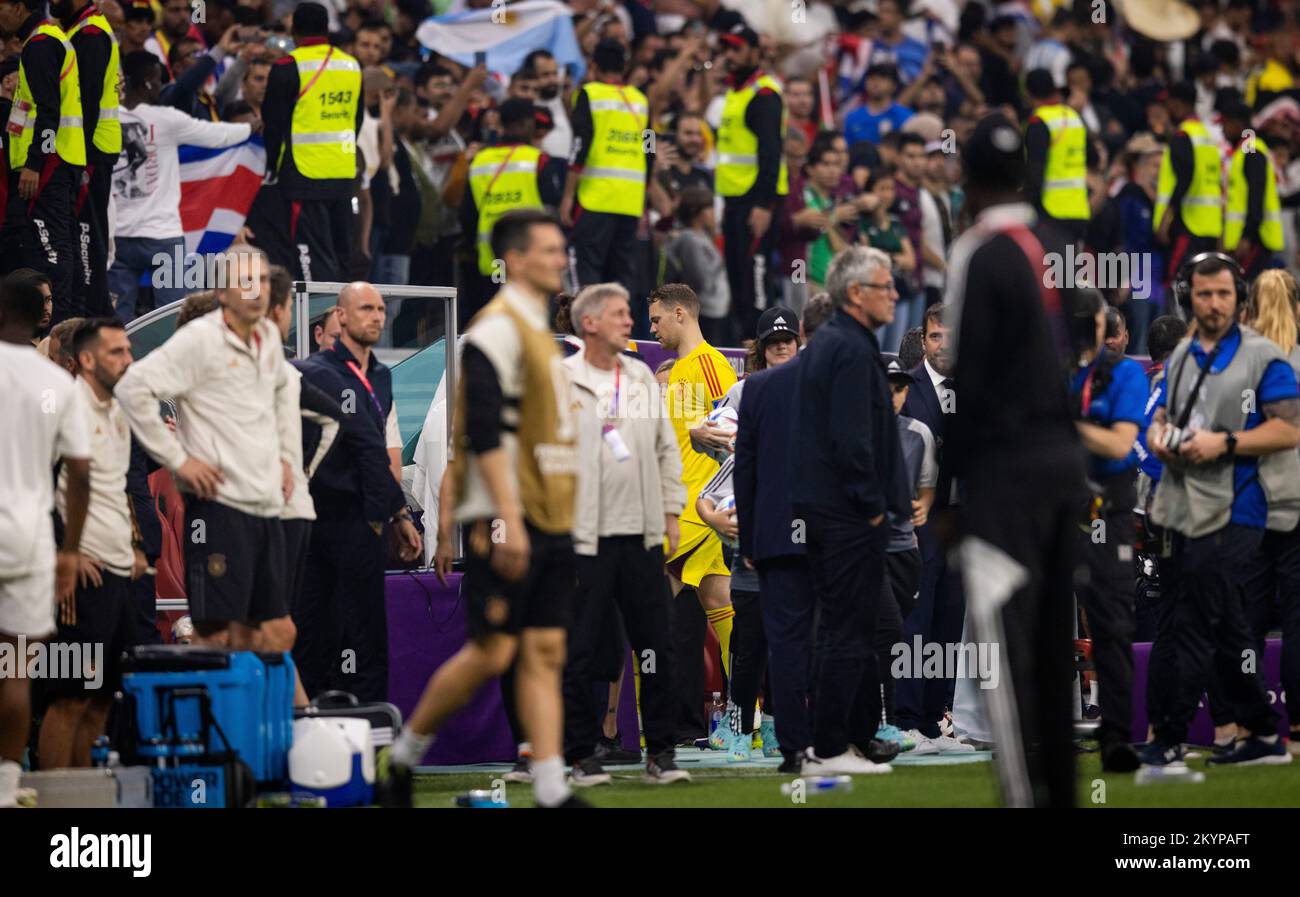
461,98,563,326
262,2,362,283
1221,101,1284,279
0,0,85,327
1023,69,1089,243
1153,82,1223,280
57,0,119,318
716,22,786,340
560,38,649,301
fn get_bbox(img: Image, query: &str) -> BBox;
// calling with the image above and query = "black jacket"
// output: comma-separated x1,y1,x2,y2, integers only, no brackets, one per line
295,343,404,523
735,355,805,562
901,362,957,513
948,227,1080,477
790,308,910,520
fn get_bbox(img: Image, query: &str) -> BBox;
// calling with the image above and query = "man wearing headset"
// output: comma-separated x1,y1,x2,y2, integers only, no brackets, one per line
1145,253,1300,767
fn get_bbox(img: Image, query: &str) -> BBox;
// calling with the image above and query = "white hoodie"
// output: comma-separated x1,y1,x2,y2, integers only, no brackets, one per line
117,308,295,518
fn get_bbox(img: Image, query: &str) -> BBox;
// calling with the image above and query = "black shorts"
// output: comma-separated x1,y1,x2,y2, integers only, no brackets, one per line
282,518,312,612
185,499,287,626
44,570,134,699
463,519,576,638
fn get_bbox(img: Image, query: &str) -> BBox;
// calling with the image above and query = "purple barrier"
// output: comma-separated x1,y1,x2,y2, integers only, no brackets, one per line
1131,639,1290,745
386,580,1292,762
386,571,641,765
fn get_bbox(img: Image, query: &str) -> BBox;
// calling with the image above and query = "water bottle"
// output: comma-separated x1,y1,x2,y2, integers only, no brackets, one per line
90,736,110,768
1135,765,1205,785
709,692,724,735
780,776,853,796
455,790,508,808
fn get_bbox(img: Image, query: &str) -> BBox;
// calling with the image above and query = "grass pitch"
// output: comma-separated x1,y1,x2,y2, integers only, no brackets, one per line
412,746,1300,808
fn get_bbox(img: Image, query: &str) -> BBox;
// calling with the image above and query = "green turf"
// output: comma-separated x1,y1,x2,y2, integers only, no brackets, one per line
412,749,1300,808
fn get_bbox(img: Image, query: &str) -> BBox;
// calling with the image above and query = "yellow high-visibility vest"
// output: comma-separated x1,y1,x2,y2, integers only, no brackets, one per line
1154,118,1222,238
468,143,543,276
1034,103,1088,221
7,20,85,169
575,81,648,217
286,43,360,180
1225,135,1283,252
716,72,788,198
67,10,120,156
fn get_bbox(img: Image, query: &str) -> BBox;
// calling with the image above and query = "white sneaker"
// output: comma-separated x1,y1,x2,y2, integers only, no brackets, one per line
931,734,976,753
0,762,20,808
809,750,892,775
903,729,939,754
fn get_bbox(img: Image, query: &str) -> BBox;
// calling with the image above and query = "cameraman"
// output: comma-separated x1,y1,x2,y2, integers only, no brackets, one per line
1145,253,1300,767
1068,287,1148,772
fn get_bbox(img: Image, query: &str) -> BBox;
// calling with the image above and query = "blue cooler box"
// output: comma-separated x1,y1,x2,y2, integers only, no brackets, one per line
123,646,294,783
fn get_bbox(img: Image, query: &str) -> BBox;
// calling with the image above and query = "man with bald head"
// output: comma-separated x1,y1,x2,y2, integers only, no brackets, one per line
293,280,420,702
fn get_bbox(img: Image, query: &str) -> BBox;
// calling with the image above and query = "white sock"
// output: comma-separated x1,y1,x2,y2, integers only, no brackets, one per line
0,760,19,808
390,729,433,769
1258,734,1278,745
516,741,532,758
531,756,570,807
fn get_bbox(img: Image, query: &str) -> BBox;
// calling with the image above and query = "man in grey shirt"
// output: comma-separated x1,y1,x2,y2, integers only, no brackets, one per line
879,355,946,753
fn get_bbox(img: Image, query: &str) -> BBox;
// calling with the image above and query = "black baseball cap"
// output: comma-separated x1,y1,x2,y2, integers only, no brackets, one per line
757,306,798,343
720,22,760,49
124,1,155,22
881,353,912,383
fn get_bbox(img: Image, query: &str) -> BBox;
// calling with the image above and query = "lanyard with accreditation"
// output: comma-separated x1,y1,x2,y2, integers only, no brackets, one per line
599,362,631,462
342,354,386,419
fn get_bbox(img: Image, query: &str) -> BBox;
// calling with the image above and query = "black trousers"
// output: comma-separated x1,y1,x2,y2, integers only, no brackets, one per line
721,197,778,339
1151,524,1277,745
288,196,353,283
1,162,79,324
897,521,964,735
75,156,113,316
571,209,640,298
1242,522,1300,727
1075,503,1137,744
563,537,677,763
880,548,922,726
293,514,389,702
456,253,497,332
729,587,766,734
964,463,1079,808
800,506,888,759
758,555,815,755
672,585,708,742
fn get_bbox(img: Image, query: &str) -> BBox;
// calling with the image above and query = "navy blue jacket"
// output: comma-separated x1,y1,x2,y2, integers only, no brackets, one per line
789,308,910,520
735,357,805,562
295,342,404,523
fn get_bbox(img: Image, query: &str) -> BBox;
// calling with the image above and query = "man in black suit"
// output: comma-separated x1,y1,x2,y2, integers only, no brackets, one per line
896,302,972,752
734,296,833,774
788,246,910,776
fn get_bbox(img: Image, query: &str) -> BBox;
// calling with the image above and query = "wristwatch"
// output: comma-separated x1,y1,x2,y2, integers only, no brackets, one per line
1224,430,1238,459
